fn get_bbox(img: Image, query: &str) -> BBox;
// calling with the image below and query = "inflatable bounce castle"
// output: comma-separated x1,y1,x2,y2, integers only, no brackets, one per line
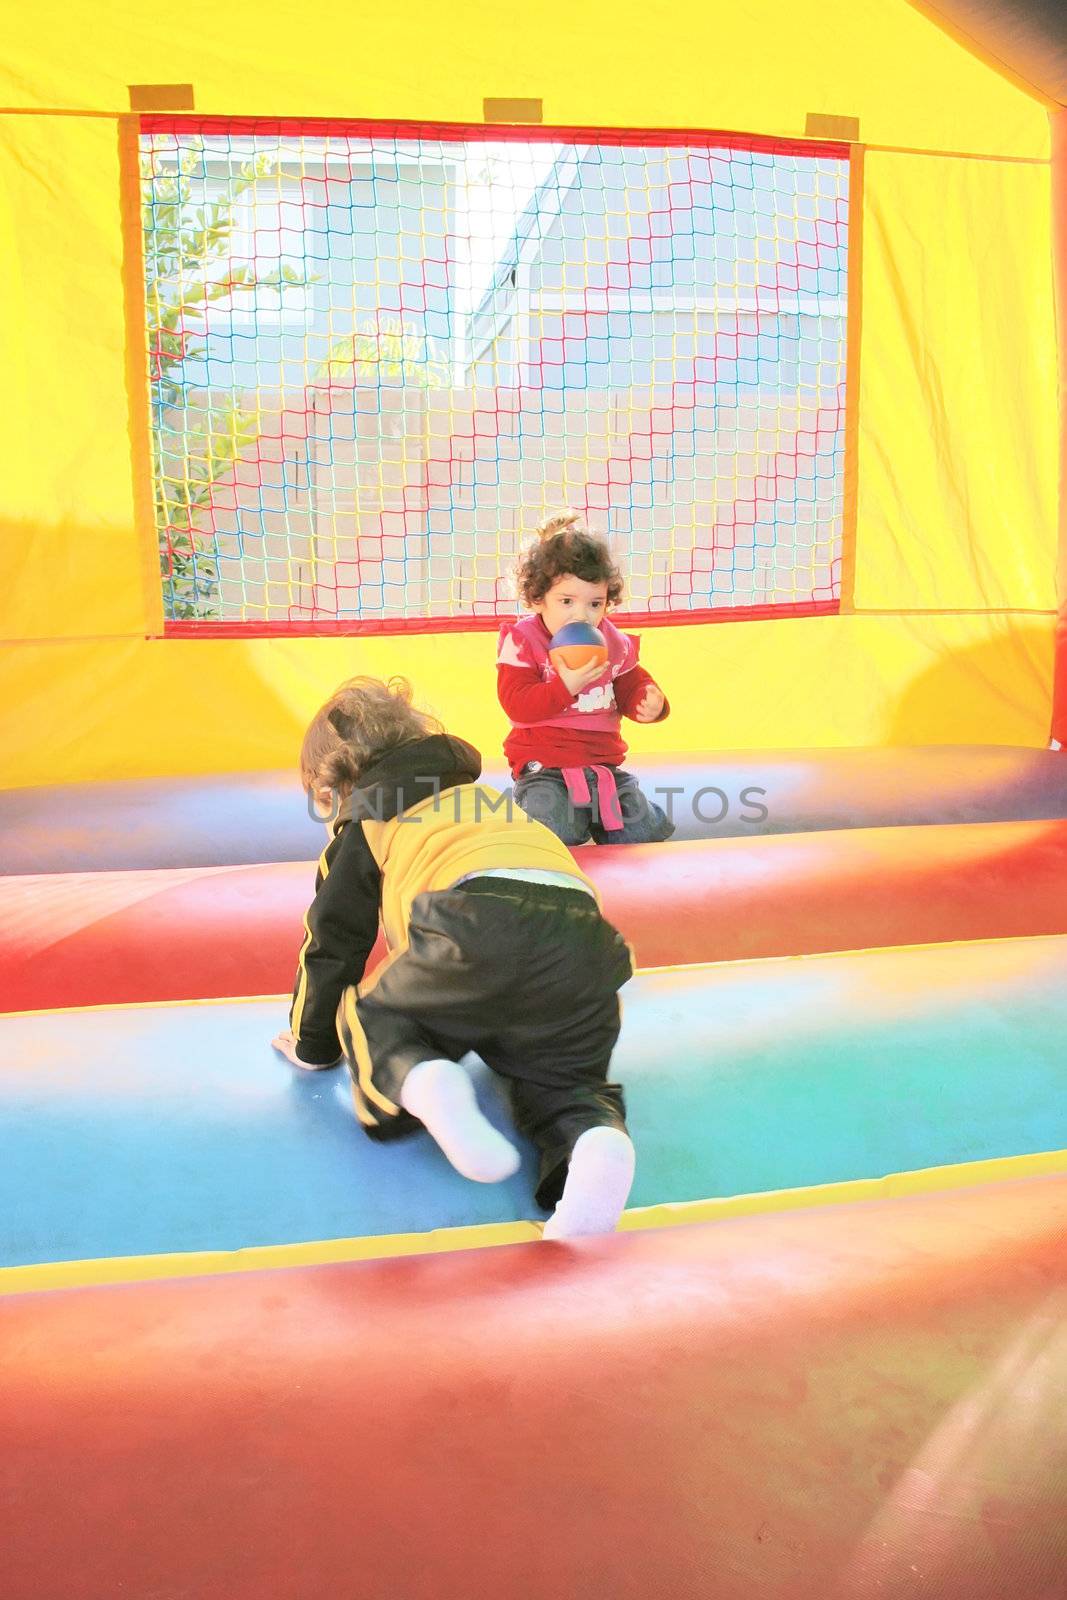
2,0,1066,1593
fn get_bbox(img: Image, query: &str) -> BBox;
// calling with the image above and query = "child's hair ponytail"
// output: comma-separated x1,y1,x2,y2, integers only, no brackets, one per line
518,507,624,608
536,508,589,543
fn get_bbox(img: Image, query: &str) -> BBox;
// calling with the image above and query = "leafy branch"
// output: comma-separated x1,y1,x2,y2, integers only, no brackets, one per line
143,143,294,620
317,316,450,390
143,140,451,621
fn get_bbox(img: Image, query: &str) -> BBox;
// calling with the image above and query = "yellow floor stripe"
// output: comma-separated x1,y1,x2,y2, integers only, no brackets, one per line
2,1146,1064,1298
617,1147,1067,1232
2,991,294,1020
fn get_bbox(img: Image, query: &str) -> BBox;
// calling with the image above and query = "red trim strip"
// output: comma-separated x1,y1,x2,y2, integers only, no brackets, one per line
161,600,839,640
139,113,849,162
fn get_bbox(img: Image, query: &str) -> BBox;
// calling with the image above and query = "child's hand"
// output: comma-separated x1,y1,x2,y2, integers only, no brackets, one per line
272,1029,340,1071
557,658,608,698
632,684,666,722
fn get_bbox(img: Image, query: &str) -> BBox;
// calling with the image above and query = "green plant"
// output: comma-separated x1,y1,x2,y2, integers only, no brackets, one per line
143,142,449,621
142,142,301,620
319,316,450,389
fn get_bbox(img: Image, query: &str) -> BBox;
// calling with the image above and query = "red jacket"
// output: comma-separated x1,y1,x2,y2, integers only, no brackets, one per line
496,614,669,777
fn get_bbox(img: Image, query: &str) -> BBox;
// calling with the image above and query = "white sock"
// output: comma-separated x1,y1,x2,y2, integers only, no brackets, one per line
400,1059,520,1183
542,1127,636,1240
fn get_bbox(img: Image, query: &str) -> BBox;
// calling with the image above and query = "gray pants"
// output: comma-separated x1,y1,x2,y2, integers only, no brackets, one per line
513,765,676,846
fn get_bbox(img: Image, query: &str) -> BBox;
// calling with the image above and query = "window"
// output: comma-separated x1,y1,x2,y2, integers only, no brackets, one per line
138,121,851,631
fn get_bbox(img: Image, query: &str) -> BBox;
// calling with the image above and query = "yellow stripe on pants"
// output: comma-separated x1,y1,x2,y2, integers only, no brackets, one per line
340,985,401,1123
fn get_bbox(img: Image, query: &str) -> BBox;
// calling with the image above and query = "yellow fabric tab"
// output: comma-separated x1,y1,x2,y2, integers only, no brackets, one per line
127,83,195,111
805,113,860,142
483,98,543,124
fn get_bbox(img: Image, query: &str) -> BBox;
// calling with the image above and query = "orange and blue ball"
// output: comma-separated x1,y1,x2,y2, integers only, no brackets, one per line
548,621,609,673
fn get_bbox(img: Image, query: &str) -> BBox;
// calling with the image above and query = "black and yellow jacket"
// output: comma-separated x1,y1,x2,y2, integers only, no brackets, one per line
289,734,597,1064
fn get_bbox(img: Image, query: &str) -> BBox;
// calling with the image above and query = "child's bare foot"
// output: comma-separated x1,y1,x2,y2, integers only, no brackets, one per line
542,1127,635,1240
400,1059,520,1183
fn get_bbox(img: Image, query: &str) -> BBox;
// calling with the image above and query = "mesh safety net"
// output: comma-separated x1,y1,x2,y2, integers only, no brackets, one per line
140,119,849,632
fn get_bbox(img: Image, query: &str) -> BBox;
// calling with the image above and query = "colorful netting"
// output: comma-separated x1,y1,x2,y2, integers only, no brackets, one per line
139,119,850,632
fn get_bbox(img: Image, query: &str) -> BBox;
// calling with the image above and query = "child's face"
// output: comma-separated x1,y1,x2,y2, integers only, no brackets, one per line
533,575,610,637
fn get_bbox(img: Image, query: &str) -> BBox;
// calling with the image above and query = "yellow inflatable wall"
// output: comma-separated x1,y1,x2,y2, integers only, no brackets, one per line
0,0,1058,784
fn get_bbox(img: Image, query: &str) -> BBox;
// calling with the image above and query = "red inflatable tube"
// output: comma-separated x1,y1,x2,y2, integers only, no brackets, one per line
4,817,1067,1014
3,1180,1067,1600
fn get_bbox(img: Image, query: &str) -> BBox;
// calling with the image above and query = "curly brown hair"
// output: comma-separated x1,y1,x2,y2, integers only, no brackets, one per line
516,509,624,609
300,676,442,795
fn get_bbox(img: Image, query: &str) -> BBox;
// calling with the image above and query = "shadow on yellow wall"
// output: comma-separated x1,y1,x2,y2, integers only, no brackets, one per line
886,620,1053,746
0,608,1056,787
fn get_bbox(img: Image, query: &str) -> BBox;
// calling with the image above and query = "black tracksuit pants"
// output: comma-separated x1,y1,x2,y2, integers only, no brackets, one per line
339,877,633,1209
